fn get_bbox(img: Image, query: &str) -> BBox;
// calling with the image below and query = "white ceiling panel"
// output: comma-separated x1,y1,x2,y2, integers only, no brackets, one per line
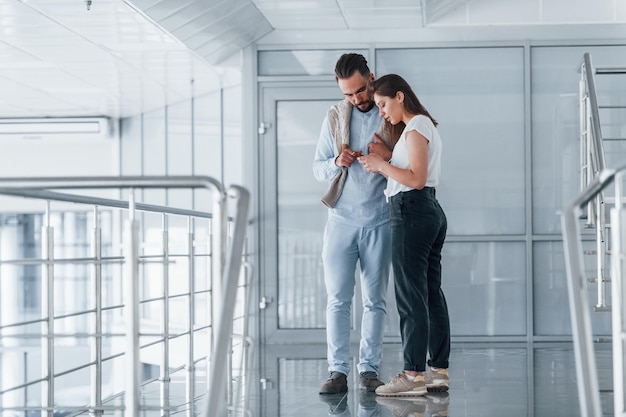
132,0,273,64
342,8,424,29
0,0,235,119
0,0,624,120
542,0,619,23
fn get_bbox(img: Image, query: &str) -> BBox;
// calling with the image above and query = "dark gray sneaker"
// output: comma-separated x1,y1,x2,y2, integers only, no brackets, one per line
319,371,348,394
359,371,384,392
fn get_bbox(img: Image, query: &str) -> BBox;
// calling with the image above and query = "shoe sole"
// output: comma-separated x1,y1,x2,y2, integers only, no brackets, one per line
375,390,427,397
426,384,449,393
319,389,348,395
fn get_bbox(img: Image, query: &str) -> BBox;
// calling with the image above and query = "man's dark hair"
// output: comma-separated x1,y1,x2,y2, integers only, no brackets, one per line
334,53,370,81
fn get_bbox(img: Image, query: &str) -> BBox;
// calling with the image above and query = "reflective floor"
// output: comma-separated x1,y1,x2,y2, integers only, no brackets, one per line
261,341,614,417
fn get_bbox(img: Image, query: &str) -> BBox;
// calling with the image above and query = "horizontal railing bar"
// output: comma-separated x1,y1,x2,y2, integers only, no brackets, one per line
595,67,626,74
53,360,97,379
0,332,125,338
53,308,96,320
0,252,211,266
0,317,45,329
0,376,47,395
1,330,205,340
0,406,124,412
0,256,124,265
0,346,209,395
141,295,166,304
0,292,213,330
0,175,224,191
194,323,212,332
599,105,626,109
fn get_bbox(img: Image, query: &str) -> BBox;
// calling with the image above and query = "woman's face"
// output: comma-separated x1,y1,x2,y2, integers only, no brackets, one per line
374,91,403,125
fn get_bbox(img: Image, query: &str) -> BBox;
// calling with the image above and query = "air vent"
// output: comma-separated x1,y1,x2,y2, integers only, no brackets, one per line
0,118,112,140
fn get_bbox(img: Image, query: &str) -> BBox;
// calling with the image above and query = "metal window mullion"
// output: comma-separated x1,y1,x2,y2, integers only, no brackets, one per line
186,217,196,417
124,193,141,417
161,214,170,416
239,240,253,416
41,203,54,417
90,207,103,417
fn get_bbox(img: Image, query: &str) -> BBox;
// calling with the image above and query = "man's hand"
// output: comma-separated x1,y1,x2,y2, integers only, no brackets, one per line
367,133,392,162
335,147,363,167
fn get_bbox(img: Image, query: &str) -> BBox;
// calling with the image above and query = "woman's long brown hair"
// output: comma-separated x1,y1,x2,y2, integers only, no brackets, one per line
373,74,438,145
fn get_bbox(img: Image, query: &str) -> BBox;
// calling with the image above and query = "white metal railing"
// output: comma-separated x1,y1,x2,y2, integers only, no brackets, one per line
0,176,251,417
564,166,626,417
579,52,611,311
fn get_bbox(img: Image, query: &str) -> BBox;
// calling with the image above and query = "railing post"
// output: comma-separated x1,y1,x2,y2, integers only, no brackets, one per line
209,189,227,382
161,214,171,416
612,172,626,416
203,186,250,417
90,207,103,416
124,192,141,417
563,169,619,417
186,217,196,417
41,202,54,417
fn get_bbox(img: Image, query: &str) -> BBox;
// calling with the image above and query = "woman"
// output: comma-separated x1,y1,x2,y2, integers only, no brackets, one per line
358,74,450,397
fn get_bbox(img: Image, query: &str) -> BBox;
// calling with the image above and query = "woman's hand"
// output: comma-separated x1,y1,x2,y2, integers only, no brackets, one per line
358,153,385,173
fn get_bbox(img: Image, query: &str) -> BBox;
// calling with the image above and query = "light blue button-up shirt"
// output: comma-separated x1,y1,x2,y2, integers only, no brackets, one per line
313,104,389,227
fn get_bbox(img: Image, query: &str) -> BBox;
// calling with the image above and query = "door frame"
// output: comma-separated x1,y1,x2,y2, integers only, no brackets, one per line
257,81,364,346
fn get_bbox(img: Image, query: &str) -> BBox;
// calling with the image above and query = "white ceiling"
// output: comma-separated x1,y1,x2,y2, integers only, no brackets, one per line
1,0,625,120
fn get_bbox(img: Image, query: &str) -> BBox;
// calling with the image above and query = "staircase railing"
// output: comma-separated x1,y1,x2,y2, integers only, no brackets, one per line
569,51,626,417
579,52,610,311
0,176,250,417
564,166,626,417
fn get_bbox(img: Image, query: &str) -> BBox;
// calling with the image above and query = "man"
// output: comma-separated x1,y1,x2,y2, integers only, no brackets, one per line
313,53,393,394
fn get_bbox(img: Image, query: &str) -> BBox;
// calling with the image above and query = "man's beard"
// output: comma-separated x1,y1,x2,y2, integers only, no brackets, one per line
355,100,374,113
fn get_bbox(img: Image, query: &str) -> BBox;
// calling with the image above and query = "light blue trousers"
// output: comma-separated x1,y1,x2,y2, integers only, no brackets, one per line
322,218,391,376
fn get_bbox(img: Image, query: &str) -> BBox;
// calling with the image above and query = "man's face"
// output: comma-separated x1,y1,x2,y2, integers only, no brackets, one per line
337,71,375,113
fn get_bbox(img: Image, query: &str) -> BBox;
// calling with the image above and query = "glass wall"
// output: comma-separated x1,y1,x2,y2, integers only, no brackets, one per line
258,42,626,340
531,44,626,235
120,86,242,212
530,45,626,335
377,47,527,337
377,47,526,236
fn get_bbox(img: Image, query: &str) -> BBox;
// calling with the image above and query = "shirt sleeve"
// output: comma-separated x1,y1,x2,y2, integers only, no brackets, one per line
405,115,433,143
313,115,341,182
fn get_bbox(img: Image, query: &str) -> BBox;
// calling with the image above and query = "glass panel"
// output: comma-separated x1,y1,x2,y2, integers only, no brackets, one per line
533,241,611,336
120,115,142,175
444,241,526,336
224,85,243,187
531,45,626,234
194,91,222,211
377,47,525,235
143,107,167,206
258,50,369,76
277,99,337,329
167,100,193,210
